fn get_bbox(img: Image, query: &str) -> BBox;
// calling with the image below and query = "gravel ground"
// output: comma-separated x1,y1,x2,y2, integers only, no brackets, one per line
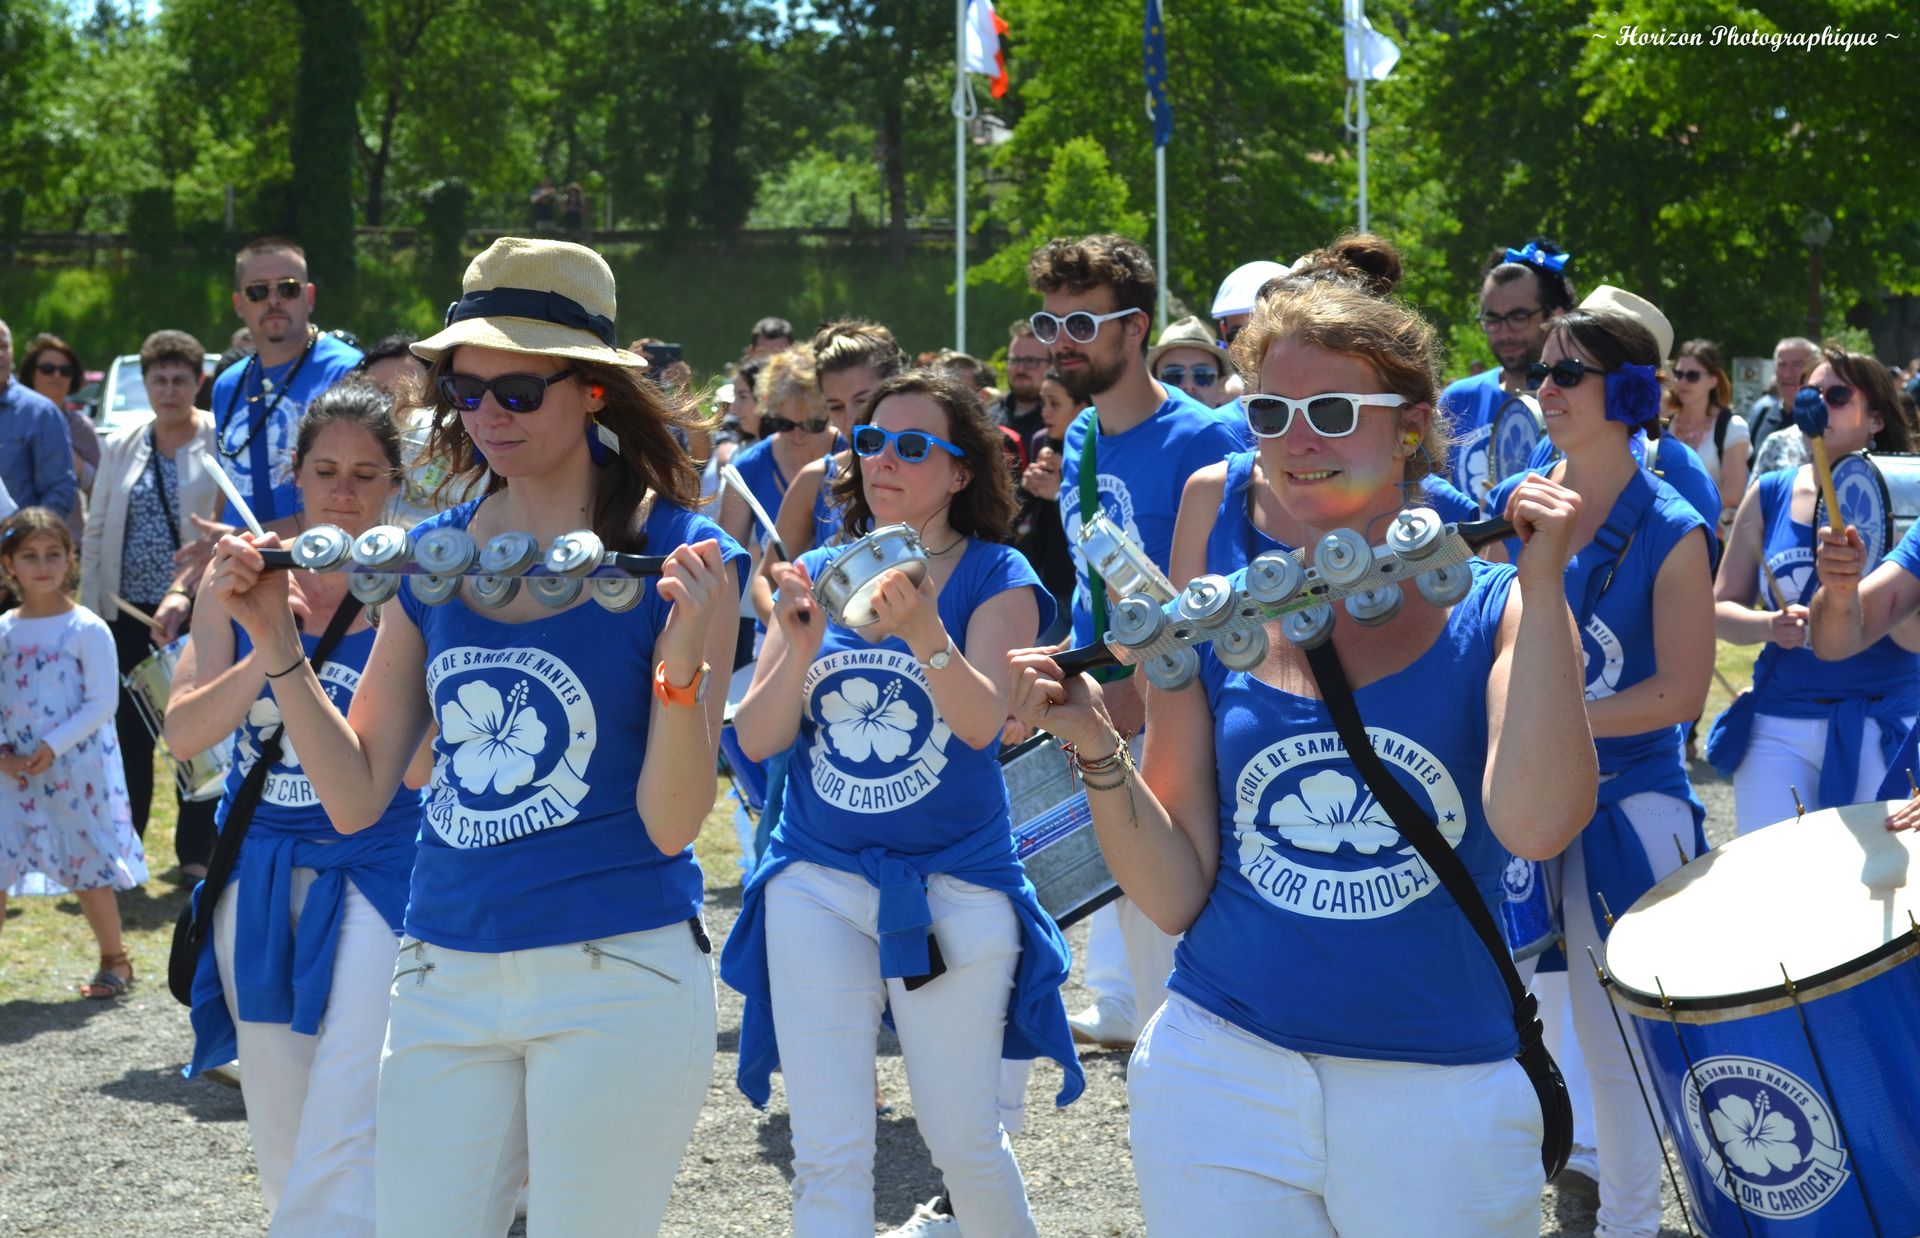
1,765,1737,1237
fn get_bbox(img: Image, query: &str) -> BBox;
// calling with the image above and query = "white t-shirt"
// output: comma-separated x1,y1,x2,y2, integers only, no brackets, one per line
1686,409,1750,489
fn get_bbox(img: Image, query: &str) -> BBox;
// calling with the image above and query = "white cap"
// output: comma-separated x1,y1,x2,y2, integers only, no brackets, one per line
1211,260,1290,319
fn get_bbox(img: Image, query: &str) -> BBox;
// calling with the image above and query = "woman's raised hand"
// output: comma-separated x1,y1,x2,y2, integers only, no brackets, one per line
1008,648,1116,757
1504,475,1582,590
769,559,825,659
656,539,733,674
208,533,296,645
1814,524,1867,593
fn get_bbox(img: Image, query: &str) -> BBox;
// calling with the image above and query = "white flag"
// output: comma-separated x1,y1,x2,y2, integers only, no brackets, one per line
965,1,1007,85
1343,0,1401,82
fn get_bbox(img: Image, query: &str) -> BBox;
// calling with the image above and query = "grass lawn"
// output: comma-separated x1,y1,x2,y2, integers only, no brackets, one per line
0,751,745,1005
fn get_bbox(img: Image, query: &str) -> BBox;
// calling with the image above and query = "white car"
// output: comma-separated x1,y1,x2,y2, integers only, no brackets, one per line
96,353,220,436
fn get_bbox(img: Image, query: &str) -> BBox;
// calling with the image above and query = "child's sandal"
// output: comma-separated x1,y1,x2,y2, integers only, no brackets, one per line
80,951,134,1000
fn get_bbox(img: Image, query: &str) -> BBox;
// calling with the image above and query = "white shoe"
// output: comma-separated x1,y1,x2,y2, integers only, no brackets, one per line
881,1196,961,1236
201,1062,241,1089
1067,998,1139,1049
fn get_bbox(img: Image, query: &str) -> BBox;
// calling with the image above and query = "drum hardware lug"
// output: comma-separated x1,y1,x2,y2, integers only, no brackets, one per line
1594,889,1615,930
1907,767,1918,798
1671,833,1691,867
1791,785,1806,820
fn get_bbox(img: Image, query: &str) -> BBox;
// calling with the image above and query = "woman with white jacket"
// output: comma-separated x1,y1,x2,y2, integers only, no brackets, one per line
81,329,224,874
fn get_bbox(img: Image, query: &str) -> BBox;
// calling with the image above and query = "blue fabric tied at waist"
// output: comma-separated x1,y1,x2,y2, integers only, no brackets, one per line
720,824,1085,1112
185,829,413,1078
1766,689,1916,812
1580,759,1705,945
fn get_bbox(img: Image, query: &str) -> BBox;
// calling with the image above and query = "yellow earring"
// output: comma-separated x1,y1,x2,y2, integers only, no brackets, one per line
1402,431,1422,447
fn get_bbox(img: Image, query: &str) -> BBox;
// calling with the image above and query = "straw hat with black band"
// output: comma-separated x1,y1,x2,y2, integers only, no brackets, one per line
412,237,648,370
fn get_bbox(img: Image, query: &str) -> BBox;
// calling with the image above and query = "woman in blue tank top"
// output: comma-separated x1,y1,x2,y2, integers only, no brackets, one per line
1490,305,1715,1238
1718,344,1918,835
1010,280,1596,1236
168,382,423,1233
207,239,747,1238
721,369,1081,1237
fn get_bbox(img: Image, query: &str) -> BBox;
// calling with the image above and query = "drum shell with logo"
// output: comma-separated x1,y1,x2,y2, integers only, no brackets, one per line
1001,733,1118,928
123,636,229,802
1499,856,1558,962
1604,803,1920,1236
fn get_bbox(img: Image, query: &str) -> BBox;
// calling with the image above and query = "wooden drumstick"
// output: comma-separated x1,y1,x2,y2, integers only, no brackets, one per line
1759,559,1791,611
110,594,162,629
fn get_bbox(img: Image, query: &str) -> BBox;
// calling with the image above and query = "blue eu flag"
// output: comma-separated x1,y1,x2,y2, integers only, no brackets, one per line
1143,0,1172,147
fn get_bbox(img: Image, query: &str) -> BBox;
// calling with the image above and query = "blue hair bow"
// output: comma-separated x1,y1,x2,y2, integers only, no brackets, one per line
1504,242,1570,273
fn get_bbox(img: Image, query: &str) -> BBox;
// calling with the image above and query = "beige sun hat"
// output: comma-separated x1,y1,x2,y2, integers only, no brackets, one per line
1579,285,1673,361
1147,315,1230,372
412,237,648,369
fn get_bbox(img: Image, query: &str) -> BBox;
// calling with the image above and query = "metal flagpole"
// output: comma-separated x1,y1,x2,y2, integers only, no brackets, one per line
953,0,970,352
1355,53,1369,232
1150,0,1170,330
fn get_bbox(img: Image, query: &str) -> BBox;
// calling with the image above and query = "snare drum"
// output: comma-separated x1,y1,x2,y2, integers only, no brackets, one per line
1499,855,1558,962
1604,802,1920,1235
123,637,230,802
811,524,927,628
1870,451,1920,546
1001,734,1119,927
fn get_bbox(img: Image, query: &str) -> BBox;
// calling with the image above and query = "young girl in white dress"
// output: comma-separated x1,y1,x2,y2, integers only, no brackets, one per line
0,506,147,998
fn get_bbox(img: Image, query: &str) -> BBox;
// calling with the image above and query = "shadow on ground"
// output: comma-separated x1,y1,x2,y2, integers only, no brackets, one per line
99,1064,250,1122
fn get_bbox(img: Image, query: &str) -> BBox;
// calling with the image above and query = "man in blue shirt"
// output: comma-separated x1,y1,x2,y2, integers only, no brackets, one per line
1029,234,1248,1049
207,238,362,525
0,318,78,524
1438,240,1576,508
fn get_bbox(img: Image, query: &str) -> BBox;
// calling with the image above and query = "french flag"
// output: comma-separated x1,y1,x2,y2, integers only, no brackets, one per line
964,0,1010,99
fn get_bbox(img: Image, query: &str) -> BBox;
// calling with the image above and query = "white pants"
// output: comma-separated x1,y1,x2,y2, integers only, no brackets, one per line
375,921,716,1238
1732,712,1910,835
1561,791,1695,1238
1129,993,1543,1237
213,875,398,1236
765,861,1036,1238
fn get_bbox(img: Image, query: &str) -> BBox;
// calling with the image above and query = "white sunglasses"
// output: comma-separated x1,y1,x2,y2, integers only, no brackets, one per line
1028,307,1142,345
1241,392,1409,439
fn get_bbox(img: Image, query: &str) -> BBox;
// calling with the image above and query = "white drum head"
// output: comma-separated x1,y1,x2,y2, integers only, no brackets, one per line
1605,803,1920,1014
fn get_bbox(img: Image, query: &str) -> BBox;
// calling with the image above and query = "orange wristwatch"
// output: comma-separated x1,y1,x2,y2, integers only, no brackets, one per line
653,660,711,707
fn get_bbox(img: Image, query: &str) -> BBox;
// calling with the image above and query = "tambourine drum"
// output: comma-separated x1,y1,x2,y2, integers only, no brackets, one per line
1814,451,1895,574
1500,855,1558,962
811,524,927,628
1603,803,1920,1235
124,636,230,802
1489,393,1544,490
1001,734,1118,928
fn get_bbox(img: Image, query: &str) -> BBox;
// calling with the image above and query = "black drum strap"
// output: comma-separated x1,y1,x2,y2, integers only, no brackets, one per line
1303,638,1573,1181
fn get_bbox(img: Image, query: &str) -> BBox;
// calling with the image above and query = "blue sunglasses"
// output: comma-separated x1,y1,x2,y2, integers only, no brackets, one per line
852,424,967,462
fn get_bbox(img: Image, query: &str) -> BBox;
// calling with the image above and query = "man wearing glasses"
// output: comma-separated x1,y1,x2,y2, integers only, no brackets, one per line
1027,233,1248,1051
207,237,363,526
1437,240,1576,510
989,318,1051,443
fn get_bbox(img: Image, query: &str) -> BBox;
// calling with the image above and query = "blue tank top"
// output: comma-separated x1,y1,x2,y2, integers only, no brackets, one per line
1751,467,1920,711
220,624,425,842
1204,451,1483,575
728,436,790,545
1169,558,1521,1064
813,454,845,548
397,497,749,952
779,538,1052,854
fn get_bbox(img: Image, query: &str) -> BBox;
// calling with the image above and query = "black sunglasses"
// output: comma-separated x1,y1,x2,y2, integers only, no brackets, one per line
36,361,75,378
761,415,831,435
1527,359,1606,389
1673,367,1709,383
437,368,577,413
1805,383,1856,409
241,278,305,303
1159,364,1219,388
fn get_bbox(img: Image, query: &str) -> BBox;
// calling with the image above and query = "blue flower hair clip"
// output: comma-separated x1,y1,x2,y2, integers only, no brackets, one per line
1504,242,1570,273
1604,363,1662,429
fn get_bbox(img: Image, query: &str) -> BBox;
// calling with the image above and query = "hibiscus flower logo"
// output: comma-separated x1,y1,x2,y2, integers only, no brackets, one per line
1710,1090,1803,1179
441,679,549,796
1269,769,1400,855
247,697,299,769
819,676,920,764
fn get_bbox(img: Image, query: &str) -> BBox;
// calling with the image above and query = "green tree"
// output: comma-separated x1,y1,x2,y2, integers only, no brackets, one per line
291,0,365,310
972,136,1148,291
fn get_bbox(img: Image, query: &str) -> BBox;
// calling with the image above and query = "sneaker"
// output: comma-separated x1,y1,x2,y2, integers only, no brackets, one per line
881,1195,961,1236
1067,998,1139,1049
1555,1144,1600,1208
202,1062,241,1089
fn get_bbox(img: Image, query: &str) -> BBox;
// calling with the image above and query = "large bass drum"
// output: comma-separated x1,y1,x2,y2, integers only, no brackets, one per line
1603,803,1920,1236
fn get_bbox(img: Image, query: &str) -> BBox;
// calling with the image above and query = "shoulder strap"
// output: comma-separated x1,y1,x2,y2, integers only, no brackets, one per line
1713,406,1732,456
1074,418,1131,683
1574,471,1657,629
186,597,365,945
1301,638,1531,1018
